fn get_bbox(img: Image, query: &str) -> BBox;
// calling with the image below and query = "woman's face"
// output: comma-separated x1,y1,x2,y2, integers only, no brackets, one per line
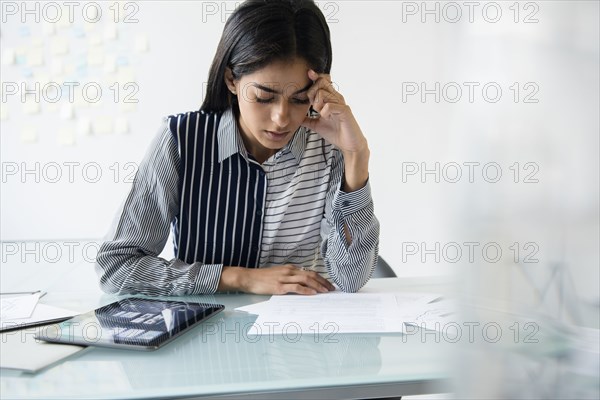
226,58,313,163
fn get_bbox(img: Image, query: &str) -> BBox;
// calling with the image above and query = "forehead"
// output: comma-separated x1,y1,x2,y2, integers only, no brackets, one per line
240,58,311,86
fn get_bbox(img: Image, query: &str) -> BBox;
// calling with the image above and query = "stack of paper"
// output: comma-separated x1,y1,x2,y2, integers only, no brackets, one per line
0,292,42,320
1,292,79,332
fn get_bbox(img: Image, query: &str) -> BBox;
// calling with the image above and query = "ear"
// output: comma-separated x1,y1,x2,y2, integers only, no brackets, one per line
224,67,237,94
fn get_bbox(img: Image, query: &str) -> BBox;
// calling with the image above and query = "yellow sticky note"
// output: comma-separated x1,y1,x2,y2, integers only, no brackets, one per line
15,46,26,57
23,101,40,115
116,67,135,83
0,105,8,120
104,25,118,41
27,48,44,67
60,104,74,120
31,38,43,48
87,47,104,66
21,126,38,143
134,34,149,53
42,23,56,36
93,117,113,134
51,59,64,75
1,48,15,65
51,37,69,55
104,54,117,73
58,126,76,145
77,117,92,135
115,117,129,134
89,34,103,46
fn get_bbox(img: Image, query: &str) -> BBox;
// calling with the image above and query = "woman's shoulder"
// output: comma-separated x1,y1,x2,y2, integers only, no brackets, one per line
164,109,224,141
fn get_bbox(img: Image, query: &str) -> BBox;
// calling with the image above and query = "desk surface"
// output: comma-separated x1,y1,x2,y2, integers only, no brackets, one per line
0,259,454,400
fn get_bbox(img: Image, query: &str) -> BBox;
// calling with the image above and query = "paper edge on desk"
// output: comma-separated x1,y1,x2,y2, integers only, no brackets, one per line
0,303,78,332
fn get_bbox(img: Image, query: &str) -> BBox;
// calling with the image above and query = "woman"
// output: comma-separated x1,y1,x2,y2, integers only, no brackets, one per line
96,0,379,296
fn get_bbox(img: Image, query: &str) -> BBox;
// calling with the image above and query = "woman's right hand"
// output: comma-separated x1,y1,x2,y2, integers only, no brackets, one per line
218,265,335,295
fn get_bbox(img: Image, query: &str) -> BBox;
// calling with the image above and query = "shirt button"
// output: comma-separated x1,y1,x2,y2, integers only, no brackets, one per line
342,200,350,207
256,209,262,216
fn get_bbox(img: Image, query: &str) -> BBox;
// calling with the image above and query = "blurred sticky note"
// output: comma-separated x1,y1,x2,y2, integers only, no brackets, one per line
77,117,92,135
51,59,64,75
31,38,43,48
115,117,129,134
51,37,69,55
65,63,76,75
89,34,103,46
42,23,56,36
23,102,40,115
22,68,34,78
58,127,76,145
93,117,113,134
83,23,95,33
0,105,8,121
18,27,30,37
87,47,104,66
104,54,117,73
60,104,74,120
134,34,149,53
117,67,135,83
104,26,118,41
72,27,85,38
20,127,37,143
116,56,128,66
2,48,15,65
27,48,44,67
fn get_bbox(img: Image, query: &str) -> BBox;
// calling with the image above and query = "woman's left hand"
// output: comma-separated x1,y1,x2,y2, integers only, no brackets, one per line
301,70,368,156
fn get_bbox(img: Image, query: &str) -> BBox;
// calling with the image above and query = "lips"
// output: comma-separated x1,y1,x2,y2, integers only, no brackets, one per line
264,130,290,141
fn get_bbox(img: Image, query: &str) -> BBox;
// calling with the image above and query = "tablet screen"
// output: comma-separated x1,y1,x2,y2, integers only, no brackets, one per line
35,298,224,350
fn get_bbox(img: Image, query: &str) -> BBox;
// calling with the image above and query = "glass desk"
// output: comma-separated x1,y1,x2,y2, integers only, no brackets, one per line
1,260,453,399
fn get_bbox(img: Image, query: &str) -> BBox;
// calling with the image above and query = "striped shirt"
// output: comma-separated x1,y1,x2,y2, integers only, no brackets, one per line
96,107,379,295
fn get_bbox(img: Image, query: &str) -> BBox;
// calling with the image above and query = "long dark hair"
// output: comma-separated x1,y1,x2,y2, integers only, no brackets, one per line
201,0,332,112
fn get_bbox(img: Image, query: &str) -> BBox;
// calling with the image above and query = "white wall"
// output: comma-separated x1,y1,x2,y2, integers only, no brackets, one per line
1,1,598,299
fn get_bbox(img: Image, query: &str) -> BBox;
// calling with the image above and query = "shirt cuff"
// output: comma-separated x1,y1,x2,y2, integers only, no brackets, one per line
191,262,224,294
333,179,373,217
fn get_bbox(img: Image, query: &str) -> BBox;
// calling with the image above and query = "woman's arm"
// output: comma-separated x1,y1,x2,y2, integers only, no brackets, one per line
301,69,380,292
320,149,380,293
95,120,223,296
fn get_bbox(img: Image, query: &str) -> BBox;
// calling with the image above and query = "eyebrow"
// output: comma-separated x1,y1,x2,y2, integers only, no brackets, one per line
251,81,312,95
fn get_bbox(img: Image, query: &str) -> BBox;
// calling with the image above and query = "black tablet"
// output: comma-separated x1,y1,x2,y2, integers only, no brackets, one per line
35,298,224,351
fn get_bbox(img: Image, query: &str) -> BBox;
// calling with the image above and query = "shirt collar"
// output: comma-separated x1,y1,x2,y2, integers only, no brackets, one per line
217,107,308,164
217,107,248,163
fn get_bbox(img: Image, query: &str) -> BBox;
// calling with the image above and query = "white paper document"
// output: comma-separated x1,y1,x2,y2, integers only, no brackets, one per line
402,299,458,331
1,329,86,373
0,293,41,320
236,291,443,335
0,303,78,332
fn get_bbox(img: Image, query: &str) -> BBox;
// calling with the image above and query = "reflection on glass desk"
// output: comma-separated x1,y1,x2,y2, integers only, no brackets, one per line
0,278,453,400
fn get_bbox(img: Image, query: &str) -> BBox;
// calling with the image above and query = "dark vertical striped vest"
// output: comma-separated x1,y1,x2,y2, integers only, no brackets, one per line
168,110,266,268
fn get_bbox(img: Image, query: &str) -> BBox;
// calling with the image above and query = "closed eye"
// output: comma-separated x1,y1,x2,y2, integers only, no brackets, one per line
292,98,310,105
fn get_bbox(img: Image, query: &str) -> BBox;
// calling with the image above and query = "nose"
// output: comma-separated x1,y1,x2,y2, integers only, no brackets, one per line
271,99,290,128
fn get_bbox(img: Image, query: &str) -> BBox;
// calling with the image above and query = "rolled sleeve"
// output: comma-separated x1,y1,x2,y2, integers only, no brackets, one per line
321,152,380,293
